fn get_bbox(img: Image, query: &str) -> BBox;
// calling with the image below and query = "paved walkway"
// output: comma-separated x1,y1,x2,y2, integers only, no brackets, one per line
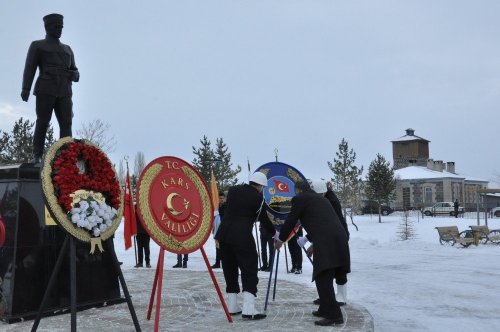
2,269,373,331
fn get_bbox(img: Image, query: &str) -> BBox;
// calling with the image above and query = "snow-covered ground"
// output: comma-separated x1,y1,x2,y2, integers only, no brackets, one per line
114,212,500,332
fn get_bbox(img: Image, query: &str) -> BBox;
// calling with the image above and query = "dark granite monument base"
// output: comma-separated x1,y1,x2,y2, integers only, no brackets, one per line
0,163,125,323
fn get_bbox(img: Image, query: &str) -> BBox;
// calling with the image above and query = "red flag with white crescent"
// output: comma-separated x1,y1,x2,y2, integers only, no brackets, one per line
123,167,137,250
273,180,290,192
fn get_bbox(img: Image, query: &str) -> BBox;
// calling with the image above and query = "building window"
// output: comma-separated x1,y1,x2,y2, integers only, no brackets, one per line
424,187,432,203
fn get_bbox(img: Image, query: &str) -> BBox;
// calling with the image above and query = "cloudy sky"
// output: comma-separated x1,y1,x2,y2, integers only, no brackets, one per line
1,1,499,182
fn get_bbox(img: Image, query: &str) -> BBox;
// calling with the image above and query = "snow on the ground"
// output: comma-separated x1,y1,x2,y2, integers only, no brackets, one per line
114,212,500,332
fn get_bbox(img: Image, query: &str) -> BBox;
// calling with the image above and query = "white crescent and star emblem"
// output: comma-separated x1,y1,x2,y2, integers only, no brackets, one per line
166,192,190,216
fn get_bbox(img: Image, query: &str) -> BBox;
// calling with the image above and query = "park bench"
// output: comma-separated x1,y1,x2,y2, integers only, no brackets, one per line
469,225,500,245
435,226,475,247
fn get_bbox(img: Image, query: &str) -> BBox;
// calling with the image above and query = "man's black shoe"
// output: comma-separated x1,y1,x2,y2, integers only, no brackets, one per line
134,263,143,268
289,267,297,274
242,313,266,320
146,263,151,268
294,268,302,274
313,298,344,306
182,262,187,268
312,310,325,318
211,264,220,269
172,263,182,268
259,265,268,271
314,317,344,326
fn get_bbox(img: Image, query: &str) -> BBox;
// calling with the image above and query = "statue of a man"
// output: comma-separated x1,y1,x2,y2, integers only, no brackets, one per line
21,13,79,164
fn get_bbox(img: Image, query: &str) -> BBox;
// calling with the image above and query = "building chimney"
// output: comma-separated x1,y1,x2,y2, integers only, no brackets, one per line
434,160,444,172
427,159,434,170
405,128,415,136
446,161,455,174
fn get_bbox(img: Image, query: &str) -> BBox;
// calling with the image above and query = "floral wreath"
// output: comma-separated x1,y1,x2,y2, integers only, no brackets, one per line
41,137,124,253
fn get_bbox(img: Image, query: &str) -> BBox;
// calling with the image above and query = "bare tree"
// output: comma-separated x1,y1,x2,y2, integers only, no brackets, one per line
134,151,146,178
117,159,125,185
76,119,117,153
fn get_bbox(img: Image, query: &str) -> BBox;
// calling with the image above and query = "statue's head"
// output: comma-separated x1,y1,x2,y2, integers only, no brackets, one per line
43,13,63,39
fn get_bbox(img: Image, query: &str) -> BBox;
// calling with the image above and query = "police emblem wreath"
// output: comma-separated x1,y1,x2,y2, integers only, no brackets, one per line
41,137,123,253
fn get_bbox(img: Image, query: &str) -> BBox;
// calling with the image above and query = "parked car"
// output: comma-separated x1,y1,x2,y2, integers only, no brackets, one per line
422,202,464,216
360,200,394,216
491,207,500,217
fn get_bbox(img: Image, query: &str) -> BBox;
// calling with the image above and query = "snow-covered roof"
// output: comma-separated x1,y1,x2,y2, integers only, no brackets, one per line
391,128,429,142
394,166,487,183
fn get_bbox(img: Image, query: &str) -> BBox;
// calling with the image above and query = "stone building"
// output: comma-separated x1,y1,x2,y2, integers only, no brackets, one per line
391,129,488,210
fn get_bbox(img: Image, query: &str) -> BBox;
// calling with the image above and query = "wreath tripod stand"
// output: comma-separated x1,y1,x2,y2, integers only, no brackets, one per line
31,235,141,332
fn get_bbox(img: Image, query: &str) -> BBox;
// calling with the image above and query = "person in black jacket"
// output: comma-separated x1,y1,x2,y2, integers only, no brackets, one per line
276,181,350,327
215,172,276,320
317,181,349,305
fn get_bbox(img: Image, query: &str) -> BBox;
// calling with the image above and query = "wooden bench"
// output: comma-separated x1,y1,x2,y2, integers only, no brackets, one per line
435,226,476,247
469,225,500,244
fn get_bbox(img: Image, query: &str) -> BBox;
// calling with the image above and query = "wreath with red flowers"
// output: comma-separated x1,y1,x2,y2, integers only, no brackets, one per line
41,137,123,250
52,141,121,212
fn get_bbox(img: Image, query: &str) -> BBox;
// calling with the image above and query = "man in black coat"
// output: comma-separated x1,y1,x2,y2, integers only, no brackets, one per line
21,13,79,164
275,181,350,326
215,172,276,320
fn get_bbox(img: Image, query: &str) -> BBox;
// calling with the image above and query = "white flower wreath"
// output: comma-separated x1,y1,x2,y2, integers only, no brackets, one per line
70,197,118,237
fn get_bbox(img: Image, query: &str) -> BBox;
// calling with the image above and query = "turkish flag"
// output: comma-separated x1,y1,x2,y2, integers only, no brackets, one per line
123,168,137,250
273,180,290,192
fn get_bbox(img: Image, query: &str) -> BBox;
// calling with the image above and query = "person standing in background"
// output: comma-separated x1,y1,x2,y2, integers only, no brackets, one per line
212,192,226,268
134,206,151,268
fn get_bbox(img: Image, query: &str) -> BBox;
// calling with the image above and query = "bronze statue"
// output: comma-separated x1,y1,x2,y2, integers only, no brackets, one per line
21,13,79,164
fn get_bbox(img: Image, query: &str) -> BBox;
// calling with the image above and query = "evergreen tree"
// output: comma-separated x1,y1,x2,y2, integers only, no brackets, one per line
327,138,364,222
192,135,216,184
365,153,396,223
3,118,34,163
44,125,56,151
213,137,241,192
0,130,10,163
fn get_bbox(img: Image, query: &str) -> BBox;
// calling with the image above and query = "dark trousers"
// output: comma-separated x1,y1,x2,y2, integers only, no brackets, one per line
34,94,73,157
220,241,258,295
260,232,273,267
214,246,221,265
287,231,303,270
136,233,150,264
315,267,343,319
177,254,188,263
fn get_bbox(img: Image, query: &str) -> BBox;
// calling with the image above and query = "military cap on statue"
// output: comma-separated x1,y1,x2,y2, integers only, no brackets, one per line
43,13,63,25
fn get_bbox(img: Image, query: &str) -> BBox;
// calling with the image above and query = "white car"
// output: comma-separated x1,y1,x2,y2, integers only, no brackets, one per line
491,207,500,217
423,202,464,217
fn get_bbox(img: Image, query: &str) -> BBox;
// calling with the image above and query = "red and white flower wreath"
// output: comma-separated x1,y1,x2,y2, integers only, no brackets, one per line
41,137,123,249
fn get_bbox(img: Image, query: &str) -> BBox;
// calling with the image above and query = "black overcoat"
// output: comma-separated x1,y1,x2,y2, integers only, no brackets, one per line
215,184,275,246
325,190,349,239
279,189,350,281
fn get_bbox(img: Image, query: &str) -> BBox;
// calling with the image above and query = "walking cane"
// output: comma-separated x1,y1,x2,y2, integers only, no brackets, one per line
133,235,138,266
272,248,280,301
263,248,276,312
254,222,262,269
284,243,289,273
302,247,313,265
